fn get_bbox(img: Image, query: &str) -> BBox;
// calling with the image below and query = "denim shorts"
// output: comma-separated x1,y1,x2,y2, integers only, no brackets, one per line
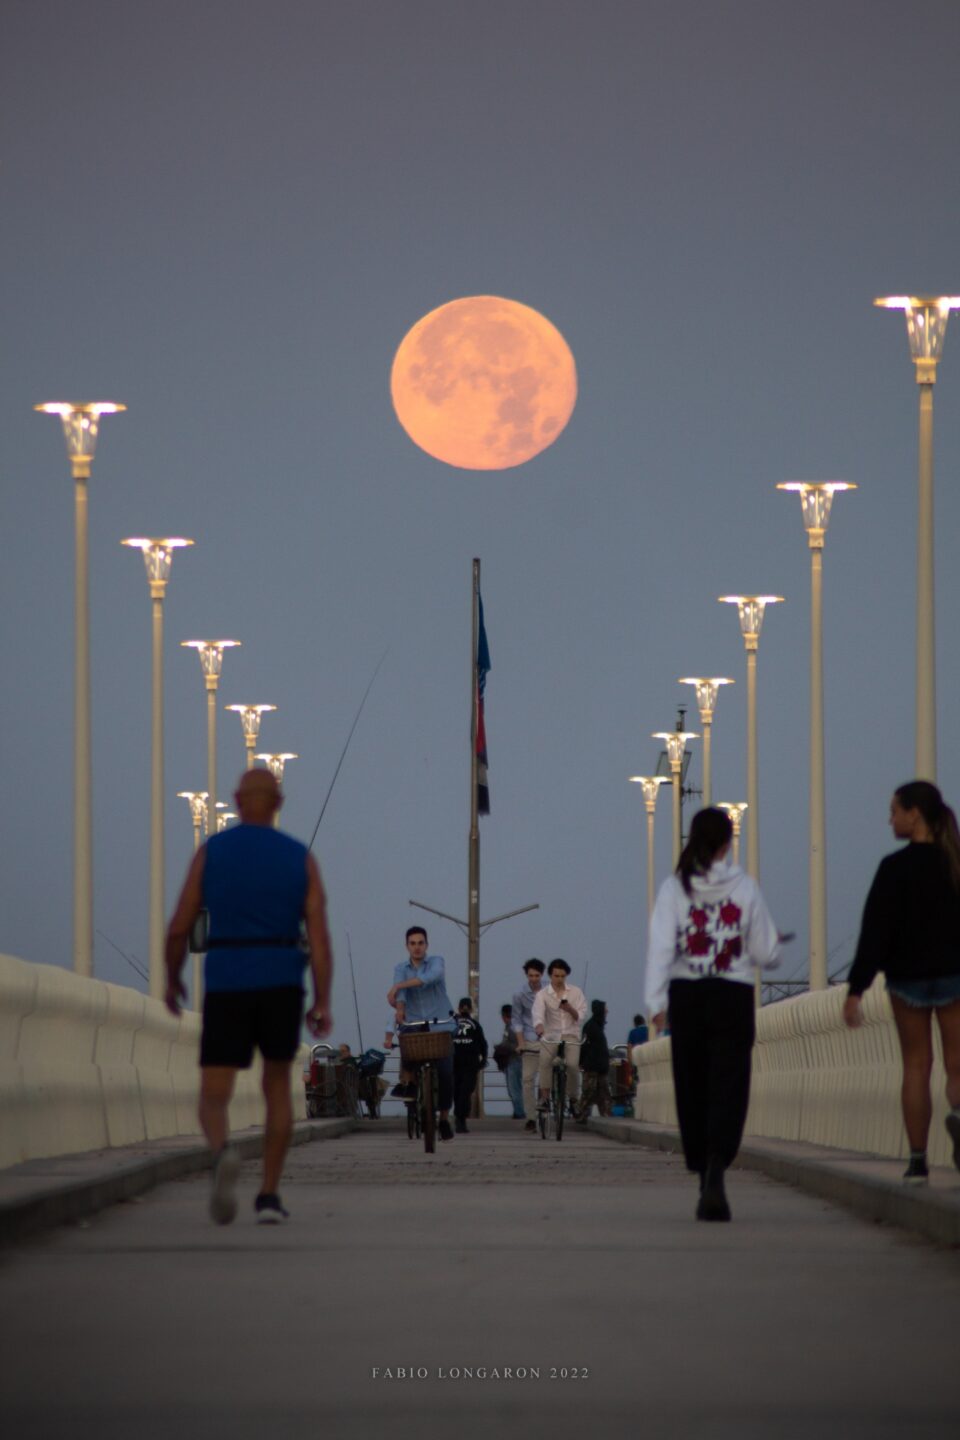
886,974,960,1008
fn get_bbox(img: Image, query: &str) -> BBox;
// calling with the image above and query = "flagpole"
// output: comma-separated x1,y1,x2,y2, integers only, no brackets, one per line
468,557,481,1016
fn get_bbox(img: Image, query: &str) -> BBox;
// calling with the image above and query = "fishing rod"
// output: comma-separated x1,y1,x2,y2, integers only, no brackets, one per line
96,929,149,985
309,645,389,853
346,930,364,1053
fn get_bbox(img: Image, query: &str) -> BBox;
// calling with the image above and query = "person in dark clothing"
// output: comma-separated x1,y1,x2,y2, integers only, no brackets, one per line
577,999,612,1122
844,780,960,1183
452,997,488,1133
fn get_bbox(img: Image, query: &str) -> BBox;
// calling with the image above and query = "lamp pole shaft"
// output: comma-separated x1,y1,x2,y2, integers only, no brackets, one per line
207,686,217,844
746,648,759,880
702,717,713,808
809,549,827,990
74,478,93,977
150,595,165,999
916,381,936,780
246,738,255,771
732,825,741,866
193,805,204,1012
671,761,681,866
646,807,656,918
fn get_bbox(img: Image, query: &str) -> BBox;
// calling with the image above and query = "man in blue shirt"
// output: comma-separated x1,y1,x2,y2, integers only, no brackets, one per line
165,768,333,1225
627,1013,649,1046
385,926,455,1141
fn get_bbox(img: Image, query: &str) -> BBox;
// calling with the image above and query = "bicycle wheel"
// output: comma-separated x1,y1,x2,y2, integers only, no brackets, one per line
553,1063,566,1141
422,1064,437,1154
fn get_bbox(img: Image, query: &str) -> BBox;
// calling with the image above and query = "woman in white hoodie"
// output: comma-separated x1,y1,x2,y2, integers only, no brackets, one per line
644,807,781,1221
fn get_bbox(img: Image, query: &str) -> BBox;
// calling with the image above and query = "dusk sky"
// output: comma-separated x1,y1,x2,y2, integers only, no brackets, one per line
2,0,960,1050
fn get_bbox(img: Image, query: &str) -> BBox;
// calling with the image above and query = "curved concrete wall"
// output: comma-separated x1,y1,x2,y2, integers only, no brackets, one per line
0,953,307,1170
632,978,952,1167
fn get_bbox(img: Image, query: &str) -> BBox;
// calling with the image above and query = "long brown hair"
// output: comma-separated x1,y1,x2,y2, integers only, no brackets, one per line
894,780,960,891
676,808,734,896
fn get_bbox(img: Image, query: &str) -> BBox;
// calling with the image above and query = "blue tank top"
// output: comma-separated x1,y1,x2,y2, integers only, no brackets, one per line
202,824,309,992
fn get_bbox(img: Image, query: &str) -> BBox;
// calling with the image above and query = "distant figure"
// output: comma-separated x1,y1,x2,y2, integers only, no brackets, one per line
578,999,612,1122
494,1002,525,1118
627,1013,649,1047
512,959,546,1132
645,807,780,1222
844,781,960,1183
533,960,586,1114
452,997,488,1133
337,1042,352,1061
164,768,333,1226
384,926,456,1142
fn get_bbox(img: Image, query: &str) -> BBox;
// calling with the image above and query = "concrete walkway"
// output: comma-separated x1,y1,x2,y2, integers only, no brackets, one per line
2,1119,959,1439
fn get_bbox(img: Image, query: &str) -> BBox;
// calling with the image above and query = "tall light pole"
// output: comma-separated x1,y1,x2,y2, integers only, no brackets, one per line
677,678,734,806
778,481,855,991
123,538,193,998
217,810,237,832
651,728,698,866
181,640,241,844
255,753,298,826
176,790,208,853
717,802,748,865
718,596,783,882
874,295,960,779
629,775,670,918
226,704,276,772
35,401,125,976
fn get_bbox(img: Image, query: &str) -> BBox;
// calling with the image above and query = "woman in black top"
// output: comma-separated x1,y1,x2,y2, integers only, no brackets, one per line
843,781,960,1182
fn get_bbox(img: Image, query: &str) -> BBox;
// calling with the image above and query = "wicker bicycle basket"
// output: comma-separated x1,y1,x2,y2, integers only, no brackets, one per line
399,1029,453,1063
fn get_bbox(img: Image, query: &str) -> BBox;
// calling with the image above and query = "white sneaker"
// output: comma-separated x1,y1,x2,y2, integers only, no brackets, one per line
209,1145,240,1225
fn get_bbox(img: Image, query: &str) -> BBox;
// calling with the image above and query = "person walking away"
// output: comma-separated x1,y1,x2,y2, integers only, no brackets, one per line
577,999,612,1122
533,959,586,1114
165,768,333,1226
384,926,457,1141
512,959,546,1132
494,1003,525,1118
843,780,960,1183
645,807,780,1222
453,997,488,1132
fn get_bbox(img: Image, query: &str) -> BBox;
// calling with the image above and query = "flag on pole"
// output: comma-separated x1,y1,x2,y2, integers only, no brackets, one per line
476,593,491,815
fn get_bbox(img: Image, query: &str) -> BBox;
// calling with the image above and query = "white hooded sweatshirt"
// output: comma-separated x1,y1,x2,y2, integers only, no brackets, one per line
644,858,781,1018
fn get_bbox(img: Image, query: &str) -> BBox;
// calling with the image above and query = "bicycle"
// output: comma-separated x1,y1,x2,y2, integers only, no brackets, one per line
398,1024,452,1154
537,1037,571,1142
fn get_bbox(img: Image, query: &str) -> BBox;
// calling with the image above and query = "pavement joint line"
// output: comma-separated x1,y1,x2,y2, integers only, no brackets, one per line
0,1118,359,1249
588,1117,960,1248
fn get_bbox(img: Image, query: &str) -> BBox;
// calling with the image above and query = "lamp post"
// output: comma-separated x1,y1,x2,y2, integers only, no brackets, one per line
874,296,960,779
255,753,298,826
677,678,734,806
226,704,276,770
123,537,194,998
181,640,241,843
718,596,782,883
717,803,748,865
35,402,125,977
629,775,670,918
176,790,209,852
217,810,238,832
778,481,855,991
651,729,699,866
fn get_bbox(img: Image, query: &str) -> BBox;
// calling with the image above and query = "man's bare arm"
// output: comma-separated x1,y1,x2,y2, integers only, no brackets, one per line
304,853,333,1036
164,847,206,1016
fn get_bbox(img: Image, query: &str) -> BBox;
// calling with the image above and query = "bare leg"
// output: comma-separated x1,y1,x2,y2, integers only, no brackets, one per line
199,1067,237,1154
934,999,960,1110
890,996,934,1152
261,1059,293,1195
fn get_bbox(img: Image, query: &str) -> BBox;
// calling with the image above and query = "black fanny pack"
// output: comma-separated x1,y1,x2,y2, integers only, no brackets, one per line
206,936,300,949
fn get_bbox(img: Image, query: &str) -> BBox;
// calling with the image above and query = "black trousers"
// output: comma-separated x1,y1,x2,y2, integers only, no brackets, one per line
668,978,755,1174
453,1061,480,1120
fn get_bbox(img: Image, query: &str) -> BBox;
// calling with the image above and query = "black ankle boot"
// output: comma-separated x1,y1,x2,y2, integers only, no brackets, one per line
697,1159,731,1222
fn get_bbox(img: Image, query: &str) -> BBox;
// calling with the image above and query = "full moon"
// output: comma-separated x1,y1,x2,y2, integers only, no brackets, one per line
390,295,577,470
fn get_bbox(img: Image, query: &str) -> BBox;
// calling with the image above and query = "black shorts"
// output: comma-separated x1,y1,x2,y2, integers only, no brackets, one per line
200,986,305,1068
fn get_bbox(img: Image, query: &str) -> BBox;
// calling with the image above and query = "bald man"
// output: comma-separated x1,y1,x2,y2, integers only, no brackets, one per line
165,768,333,1225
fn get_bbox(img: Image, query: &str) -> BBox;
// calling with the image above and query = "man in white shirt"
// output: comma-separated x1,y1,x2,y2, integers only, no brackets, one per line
532,959,586,1112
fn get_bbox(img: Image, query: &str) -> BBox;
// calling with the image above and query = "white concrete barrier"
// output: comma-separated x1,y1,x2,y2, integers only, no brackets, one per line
632,977,952,1167
0,953,308,1170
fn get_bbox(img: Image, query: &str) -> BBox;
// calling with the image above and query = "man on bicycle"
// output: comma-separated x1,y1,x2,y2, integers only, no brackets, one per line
385,925,456,1142
533,959,586,1114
